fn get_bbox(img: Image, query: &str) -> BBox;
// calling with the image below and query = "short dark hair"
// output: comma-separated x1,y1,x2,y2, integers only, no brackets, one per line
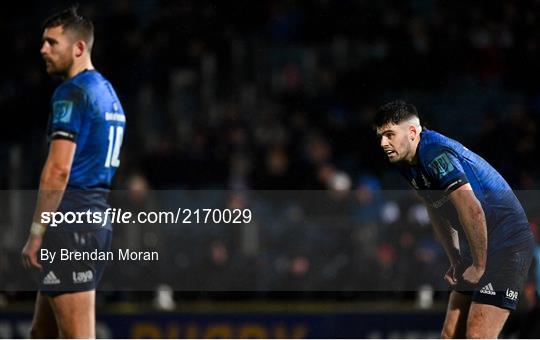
43,5,94,52
373,100,419,128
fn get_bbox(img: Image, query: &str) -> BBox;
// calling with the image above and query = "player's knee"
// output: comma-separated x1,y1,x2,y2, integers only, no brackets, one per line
56,320,94,339
440,329,453,339
465,325,485,339
441,326,461,339
59,328,94,339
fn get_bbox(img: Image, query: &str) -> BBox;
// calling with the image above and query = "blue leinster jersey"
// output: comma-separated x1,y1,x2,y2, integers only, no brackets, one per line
47,70,125,230
396,129,532,255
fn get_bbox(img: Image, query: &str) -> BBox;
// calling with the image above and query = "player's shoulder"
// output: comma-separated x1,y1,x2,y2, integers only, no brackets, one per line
419,129,451,145
66,70,115,105
52,78,87,103
419,129,450,154
418,129,463,165
70,69,106,91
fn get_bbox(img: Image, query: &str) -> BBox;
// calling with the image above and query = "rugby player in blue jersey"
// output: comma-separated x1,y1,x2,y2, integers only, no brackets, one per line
374,101,534,338
21,6,125,338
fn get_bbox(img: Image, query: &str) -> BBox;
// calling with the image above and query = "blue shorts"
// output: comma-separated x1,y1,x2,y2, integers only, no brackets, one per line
455,238,535,310
38,228,112,296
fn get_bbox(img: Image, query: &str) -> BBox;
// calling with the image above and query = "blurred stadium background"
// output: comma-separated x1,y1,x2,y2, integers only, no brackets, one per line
1,0,540,338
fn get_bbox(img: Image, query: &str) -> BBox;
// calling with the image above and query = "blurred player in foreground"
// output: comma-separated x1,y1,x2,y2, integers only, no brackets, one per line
374,101,534,338
21,6,126,338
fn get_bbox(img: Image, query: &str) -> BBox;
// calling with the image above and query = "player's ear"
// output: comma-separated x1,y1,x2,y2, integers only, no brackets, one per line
73,40,86,58
409,124,418,141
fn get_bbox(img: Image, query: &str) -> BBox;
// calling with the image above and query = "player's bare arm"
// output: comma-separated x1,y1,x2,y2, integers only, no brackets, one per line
449,183,488,284
21,140,76,269
426,205,461,285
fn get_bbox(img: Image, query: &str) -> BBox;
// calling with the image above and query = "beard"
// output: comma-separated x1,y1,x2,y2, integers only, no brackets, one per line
45,56,73,77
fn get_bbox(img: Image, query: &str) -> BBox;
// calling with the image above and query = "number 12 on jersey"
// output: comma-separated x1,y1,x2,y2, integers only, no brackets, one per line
105,126,124,168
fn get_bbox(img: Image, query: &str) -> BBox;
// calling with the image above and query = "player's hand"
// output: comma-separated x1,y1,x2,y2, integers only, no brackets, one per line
444,265,458,285
443,256,464,286
21,234,43,270
461,265,485,285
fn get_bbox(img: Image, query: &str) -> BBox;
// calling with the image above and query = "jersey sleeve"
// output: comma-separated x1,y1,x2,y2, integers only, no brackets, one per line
422,144,469,193
48,83,87,142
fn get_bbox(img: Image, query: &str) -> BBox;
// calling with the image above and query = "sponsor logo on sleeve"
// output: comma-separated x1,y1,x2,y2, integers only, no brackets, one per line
428,153,455,179
52,100,73,124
